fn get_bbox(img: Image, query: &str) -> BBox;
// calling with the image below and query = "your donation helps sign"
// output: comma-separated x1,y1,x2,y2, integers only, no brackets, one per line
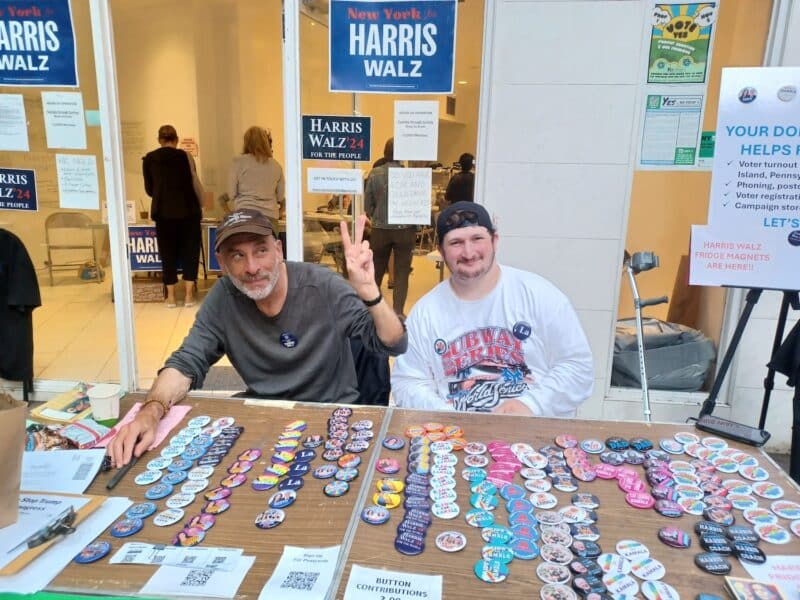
329,0,456,94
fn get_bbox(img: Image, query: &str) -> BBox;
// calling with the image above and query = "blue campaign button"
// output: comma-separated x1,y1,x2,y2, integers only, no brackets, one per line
74,540,112,563
110,517,143,538
508,511,537,527
506,498,534,514
125,502,157,520
168,458,195,472
510,537,539,560
288,462,310,477
279,477,305,491
294,449,316,463
161,470,188,485
499,483,526,500
280,331,298,348
144,483,174,500
181,447,207,463
512,321,532,340
191,434,214,448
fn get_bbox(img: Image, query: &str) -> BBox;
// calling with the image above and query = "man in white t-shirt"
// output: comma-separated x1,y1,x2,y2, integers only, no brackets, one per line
392,201,593,417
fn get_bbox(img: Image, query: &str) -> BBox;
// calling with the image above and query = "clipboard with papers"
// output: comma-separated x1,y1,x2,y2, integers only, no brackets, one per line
0,492,105,575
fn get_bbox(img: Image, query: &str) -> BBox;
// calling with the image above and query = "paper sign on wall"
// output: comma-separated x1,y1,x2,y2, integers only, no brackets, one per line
42,91,87,149
388,167,431,225
394,100,439,161
0,94,30,151
307,168,364,195
689,67,800,290
648,3,717,84
55,154,99,209
639,93,703,167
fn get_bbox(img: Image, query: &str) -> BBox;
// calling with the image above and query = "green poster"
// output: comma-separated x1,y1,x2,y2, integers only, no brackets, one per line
699,130,715,158
648,3,716,84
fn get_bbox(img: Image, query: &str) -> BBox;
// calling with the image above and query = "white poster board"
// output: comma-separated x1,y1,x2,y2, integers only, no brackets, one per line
689,67,800,290
0,94,29,151
388,168,432,225
56,154,100,209
393,100,439,161
42,91,87,149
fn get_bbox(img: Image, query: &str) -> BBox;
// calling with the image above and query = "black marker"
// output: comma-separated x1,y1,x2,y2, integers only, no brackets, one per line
106,455,139,490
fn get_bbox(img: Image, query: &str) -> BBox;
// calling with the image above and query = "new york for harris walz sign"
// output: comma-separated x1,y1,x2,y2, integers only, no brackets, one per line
0,0,78,86
329,0,456,94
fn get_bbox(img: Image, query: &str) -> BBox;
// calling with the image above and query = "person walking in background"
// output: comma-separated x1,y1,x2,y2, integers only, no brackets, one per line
445,152,475,205
143,125,202,308
364,138,416,317
228,126,285,221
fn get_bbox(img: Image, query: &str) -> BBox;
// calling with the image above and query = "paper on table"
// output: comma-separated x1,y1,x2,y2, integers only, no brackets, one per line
0,496,132,594
21,449,106,494
343,565,442,600
95,402,192,449
0,493,92,570
110,542,243,571
258,545,340,600
141,555,255,598
742,555,800,598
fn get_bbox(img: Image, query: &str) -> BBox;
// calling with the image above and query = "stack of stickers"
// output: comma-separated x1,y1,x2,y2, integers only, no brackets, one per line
252,420,311,529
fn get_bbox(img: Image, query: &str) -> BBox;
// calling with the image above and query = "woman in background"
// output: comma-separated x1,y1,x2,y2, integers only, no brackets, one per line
228,126,285,221
143,124,201,307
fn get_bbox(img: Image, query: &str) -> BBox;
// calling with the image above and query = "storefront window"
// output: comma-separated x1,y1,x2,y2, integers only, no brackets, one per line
0,1,118,390
613,0,773,394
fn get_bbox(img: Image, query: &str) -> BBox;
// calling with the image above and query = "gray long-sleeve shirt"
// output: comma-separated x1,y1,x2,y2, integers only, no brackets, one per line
165,262,407,403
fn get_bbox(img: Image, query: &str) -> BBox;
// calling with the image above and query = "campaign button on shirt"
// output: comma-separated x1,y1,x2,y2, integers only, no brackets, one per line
110,517,143,538
74,540,111,564
144,483,174,500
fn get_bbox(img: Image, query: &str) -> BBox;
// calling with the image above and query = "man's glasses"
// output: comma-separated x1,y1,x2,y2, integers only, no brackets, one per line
8,506,77,554
443,209,479,229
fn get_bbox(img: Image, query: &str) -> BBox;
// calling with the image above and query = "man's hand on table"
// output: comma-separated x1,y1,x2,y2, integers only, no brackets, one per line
107,402,161,467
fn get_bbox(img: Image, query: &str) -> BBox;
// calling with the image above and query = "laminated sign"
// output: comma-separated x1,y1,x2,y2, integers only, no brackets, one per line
329,0,456,94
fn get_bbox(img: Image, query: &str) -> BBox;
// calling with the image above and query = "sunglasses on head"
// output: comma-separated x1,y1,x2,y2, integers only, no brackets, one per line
444,209,480,229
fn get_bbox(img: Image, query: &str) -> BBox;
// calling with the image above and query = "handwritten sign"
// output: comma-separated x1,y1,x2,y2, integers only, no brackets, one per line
55,153,98,209
388,167,431,225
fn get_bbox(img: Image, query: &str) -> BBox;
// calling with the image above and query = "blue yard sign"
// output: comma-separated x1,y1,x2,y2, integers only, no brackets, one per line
329,0,456,94
0,0,79,87
0,167,37,211
128,226,161,271
208,226,220,271
302,115,371,162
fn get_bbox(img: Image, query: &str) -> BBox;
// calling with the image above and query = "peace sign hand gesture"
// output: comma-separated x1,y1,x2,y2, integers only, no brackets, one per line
341,214,380,300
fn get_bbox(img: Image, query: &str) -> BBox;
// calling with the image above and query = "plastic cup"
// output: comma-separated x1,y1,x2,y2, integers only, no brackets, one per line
88,383,121,426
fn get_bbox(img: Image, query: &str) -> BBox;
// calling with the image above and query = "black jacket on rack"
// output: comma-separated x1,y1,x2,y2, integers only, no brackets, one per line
0,229,41,383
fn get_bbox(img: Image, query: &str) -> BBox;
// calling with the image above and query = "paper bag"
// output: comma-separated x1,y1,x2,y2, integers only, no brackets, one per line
0,394,26,528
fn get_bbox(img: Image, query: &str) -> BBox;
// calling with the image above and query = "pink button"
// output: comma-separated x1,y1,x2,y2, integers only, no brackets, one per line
626,491,655,509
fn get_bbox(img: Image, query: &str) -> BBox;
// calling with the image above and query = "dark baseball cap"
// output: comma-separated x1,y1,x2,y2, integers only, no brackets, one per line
437,201,495,243
214,209,275,251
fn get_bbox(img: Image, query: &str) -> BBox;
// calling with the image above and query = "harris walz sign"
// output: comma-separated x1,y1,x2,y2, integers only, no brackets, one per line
329,0,456,94
0,0,78,87
302,115,371,162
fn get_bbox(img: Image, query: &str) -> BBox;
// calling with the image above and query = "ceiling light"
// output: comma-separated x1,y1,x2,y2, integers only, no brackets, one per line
457,80,468,85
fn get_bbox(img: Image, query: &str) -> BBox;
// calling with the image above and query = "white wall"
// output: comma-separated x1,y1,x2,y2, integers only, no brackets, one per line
482,0,646,421
483,0,799,451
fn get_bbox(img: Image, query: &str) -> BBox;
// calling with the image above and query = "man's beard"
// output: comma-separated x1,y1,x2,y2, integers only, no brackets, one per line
451,248,495,280
229,261,281,300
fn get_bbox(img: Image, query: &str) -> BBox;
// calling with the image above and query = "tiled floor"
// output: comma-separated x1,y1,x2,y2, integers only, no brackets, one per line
23,252,445,391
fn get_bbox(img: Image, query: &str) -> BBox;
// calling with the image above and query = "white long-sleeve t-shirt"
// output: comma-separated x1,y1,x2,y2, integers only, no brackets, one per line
392,265,594,417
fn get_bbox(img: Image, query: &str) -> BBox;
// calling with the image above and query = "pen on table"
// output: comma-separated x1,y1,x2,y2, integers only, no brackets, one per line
106,455,139,490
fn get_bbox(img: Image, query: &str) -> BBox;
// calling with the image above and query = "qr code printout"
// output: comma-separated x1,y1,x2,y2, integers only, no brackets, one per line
280,570,320,591
180,568,214,587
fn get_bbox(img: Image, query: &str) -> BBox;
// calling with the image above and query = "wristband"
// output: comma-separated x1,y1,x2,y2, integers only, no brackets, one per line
362,292,383,307
142,397,170,419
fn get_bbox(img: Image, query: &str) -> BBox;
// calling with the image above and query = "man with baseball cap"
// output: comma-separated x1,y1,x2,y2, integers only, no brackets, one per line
109,208,406,466
391,201,593,417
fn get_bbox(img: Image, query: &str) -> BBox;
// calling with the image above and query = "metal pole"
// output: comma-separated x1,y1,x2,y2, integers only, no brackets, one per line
626,264,652,423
